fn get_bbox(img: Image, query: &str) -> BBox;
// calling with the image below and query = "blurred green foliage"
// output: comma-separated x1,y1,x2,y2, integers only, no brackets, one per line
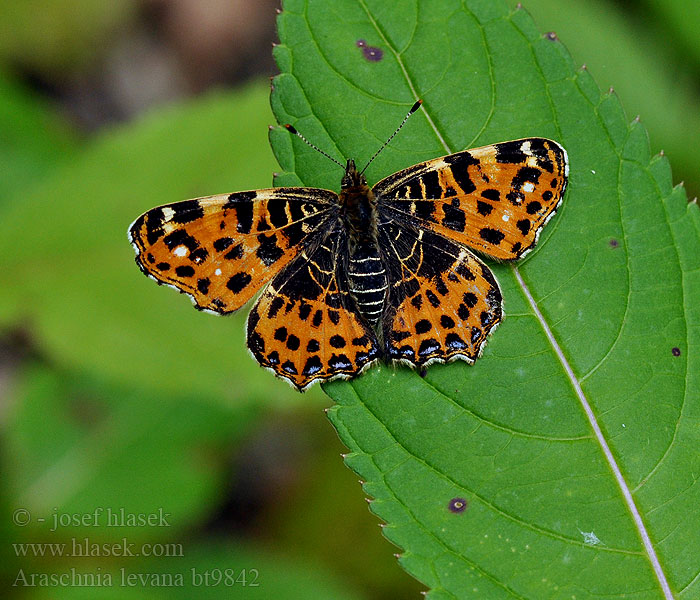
1,0,699,598
0,0,136,73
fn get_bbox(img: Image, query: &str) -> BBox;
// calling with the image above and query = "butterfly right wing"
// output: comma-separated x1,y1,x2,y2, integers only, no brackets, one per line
128,188,336,314
374,138,568,260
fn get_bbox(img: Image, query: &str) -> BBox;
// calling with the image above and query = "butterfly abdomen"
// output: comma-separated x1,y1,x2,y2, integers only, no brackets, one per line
347,241,387,325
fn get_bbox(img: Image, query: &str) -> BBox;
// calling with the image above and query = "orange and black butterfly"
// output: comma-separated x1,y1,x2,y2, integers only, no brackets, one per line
129,101,568,390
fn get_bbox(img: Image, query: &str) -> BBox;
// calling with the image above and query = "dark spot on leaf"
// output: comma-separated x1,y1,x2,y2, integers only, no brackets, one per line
448,497,468,513
672,347,681,357
609,239,619,248
356,39,383,61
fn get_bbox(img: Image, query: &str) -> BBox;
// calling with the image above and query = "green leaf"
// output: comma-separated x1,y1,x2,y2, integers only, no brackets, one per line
4,364,257,538
643,0,700,72
271,0,700,597
0,0,136,72
519,0,700,205
0,81,322,404
0,74,78,203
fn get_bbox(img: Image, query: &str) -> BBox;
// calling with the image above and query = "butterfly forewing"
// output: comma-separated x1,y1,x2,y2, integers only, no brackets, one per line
129,188,336,314
374,138,568,260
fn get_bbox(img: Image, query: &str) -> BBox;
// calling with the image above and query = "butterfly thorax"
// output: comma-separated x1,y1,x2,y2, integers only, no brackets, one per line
339,159,387,327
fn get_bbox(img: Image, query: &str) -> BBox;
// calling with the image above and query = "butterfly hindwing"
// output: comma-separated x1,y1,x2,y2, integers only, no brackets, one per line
129,188,336,314
375,138,568,260
380,220,503,366
246,226,381,390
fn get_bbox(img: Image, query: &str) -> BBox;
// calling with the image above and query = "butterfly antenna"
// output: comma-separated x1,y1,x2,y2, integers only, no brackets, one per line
284,124,345,168
360,100,422,176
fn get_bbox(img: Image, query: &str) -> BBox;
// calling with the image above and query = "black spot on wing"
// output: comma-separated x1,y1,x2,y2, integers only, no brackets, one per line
442,203,466,232
286,334,300,351
175,265,195,278
299,303,312,321
480,228,505,245
418,339,441,357
171,200,204,224
227,272,252,294
330,335,346,348
445,333,467,351
197,278,210,295
481,189,501,202
224,244,244,260
530,138,554,172
526,201,542,215
476,201,494,216
224,192,256,233
328,354,352,370
142,210,164,245
214,237,235,252
415,319,432,334
444,152,478,194
512,166,541,189
516,219,531,236
268,296,284,319
163,229,199,252
421,170,442,199
303,355,323,376
256,233,284,266
267,198,289,228
495,140,526,164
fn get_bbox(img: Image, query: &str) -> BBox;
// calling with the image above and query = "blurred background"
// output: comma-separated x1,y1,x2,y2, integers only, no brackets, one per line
1,0,698,598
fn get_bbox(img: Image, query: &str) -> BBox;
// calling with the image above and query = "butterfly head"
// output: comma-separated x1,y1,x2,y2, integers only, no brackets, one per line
341,159,368,190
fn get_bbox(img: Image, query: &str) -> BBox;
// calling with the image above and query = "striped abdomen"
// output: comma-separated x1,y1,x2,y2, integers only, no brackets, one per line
347,241,387,326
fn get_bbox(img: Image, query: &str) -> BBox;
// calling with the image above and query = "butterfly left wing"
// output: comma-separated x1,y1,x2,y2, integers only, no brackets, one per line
379,219,502,366
374,138,568,260
129,188,336,314
247,226,381,390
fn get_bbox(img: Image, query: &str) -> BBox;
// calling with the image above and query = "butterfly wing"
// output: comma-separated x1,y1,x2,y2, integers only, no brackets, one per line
128,188,336,314
379,218,502,366
247,225,381,390
373,138,568,260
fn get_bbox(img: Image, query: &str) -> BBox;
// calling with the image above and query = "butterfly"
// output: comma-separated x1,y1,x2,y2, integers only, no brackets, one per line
129,101,569,390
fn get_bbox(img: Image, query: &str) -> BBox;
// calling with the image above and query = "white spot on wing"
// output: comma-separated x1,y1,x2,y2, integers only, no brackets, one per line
173,246,187,257
502,213,510,222
215,268,222,276
523,182,535,193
